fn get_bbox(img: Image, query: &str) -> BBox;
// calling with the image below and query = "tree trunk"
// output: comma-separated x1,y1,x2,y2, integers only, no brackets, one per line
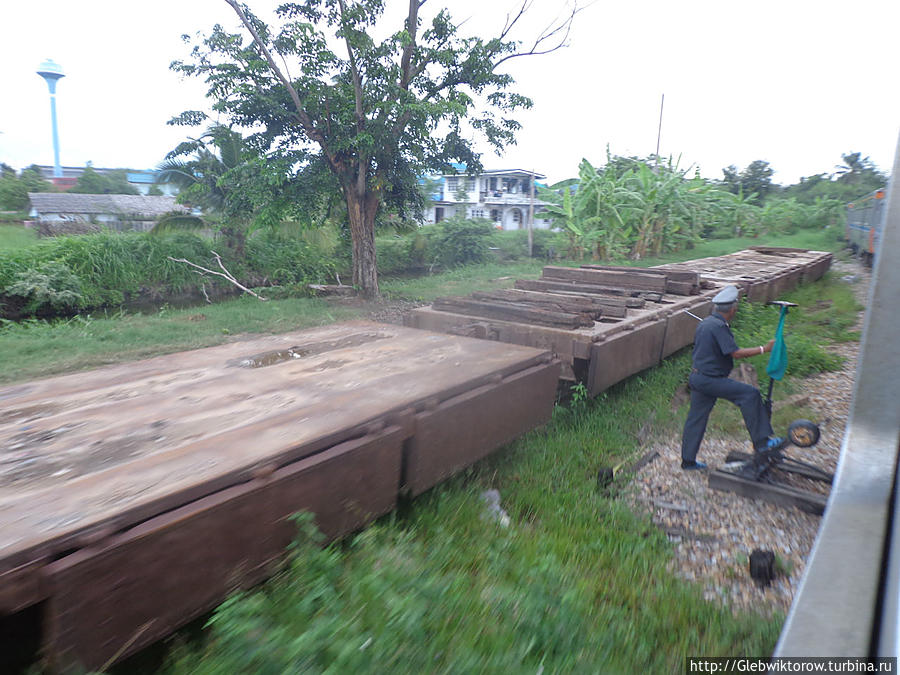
345,188,380,298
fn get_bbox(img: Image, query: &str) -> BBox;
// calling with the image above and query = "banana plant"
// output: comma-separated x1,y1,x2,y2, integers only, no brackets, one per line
539,182,584,258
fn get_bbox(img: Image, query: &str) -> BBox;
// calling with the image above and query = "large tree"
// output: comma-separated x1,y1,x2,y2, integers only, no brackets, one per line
172,0,580,297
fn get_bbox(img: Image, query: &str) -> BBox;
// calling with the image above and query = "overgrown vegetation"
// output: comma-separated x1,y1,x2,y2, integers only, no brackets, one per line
0,230,334,319
540,154,850,262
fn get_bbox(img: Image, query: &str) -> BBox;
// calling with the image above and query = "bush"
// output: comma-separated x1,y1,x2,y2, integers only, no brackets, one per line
489,228,562,260
0,230,338,319
6,261,84,315
429,216,494,268
375,232,428,276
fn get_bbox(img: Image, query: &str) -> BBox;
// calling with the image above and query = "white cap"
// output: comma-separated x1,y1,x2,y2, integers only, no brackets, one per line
712,285,739,304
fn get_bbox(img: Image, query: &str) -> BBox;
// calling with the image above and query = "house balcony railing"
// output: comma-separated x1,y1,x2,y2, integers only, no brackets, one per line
478,191,536,204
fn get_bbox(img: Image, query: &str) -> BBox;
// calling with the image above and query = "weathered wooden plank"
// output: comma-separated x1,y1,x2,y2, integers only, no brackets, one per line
513,280,636,316
542,266,668,292
587,321,668,396
42,426,406,671
628,265,702,285
405,360,559,496
516,277,636,299
0,322,553,574
660,298,713,359
432,297,591,328
405,307,593,366
471,289,603,318
664,279,700,295
708,469,827,515
748,246,811,254
580,264,668,276
580,264,701,293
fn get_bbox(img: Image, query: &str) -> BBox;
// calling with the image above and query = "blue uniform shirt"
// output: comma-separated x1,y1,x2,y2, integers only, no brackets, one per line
691,312,739,377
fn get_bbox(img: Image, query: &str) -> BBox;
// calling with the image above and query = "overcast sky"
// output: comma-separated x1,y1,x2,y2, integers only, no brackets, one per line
1,0,898,186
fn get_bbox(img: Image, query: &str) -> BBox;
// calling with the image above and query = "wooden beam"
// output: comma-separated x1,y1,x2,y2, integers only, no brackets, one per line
514,280,640,315
470,289,604,318
663,279,700,296
432,297,592,329
542,266,668,292
708,469,827,515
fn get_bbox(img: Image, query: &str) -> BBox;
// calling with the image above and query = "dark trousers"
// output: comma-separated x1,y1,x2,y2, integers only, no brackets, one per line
681,371,774,463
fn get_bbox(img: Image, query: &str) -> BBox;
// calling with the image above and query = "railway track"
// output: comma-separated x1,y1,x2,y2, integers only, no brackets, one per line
0,246,833,672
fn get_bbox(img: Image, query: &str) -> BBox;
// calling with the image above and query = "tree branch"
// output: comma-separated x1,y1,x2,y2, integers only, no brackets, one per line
168,251,267,300
336,0,368,198
222,0,322,145
399,0,422,91
493,1,584,69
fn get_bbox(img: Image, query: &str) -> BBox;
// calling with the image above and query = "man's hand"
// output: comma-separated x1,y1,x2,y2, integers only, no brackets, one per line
733,339,776,360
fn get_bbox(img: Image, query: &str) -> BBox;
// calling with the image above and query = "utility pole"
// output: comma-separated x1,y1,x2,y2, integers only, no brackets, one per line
655,93,664,169
528,170,535,257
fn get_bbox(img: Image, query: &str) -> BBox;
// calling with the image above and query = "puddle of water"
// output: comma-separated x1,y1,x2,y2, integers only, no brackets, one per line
230,332,390,368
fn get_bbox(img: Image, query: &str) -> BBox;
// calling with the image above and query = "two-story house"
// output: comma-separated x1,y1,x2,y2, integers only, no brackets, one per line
423,168,554,230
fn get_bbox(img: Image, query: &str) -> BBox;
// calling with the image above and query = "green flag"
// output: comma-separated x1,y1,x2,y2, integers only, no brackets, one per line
766,305,788,380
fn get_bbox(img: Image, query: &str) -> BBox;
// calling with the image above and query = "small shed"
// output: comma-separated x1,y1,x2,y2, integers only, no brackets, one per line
27,193,188,235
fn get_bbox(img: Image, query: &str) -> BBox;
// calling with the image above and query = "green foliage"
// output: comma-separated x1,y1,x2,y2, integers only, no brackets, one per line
781,155,886,205
721,160,774,204
0,230,335,319
428,216,494,268
489,228,560,260
244,230,336,286
6,261,84,314
171,1,576,296
375,232,429,275
543,152,852,262
730,274,856,379
0,166,55,210
69,165,139,195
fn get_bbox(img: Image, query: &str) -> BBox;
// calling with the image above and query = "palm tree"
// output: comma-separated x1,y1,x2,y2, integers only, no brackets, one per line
156,124,249,253
834,152,869,185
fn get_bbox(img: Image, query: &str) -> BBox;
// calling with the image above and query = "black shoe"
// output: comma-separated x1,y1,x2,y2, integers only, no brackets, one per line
681,460,707,471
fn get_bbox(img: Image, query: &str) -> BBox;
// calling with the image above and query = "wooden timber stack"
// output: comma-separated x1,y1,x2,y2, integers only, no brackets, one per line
406,247,833,397
652,247,833,302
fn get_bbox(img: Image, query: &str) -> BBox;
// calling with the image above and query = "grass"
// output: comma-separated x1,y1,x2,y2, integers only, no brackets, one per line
380,259,546,302
0,224,38,250
0,297,364,384
164,356,781,674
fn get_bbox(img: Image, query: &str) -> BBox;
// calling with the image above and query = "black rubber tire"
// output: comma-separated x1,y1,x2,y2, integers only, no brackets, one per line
788,419,820,447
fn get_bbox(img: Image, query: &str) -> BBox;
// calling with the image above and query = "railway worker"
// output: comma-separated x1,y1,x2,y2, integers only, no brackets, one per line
680,285,783,470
